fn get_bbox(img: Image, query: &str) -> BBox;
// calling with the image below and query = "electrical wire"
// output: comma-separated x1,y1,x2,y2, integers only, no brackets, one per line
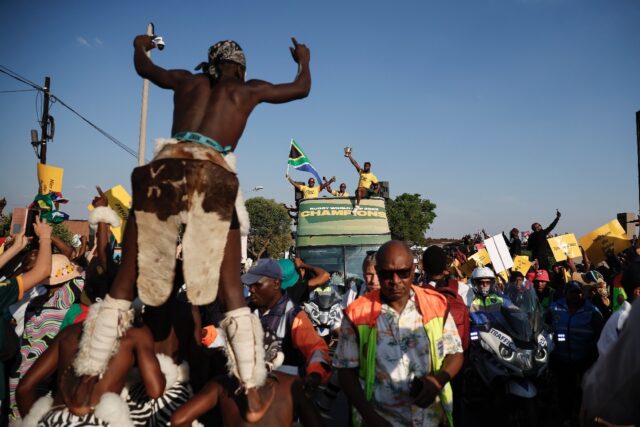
0,64,140,160
0,65,42,90
50,95,138,158
0,89,38,93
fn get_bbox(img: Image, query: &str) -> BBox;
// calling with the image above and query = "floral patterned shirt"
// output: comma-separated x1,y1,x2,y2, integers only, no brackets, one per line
333,291,463,427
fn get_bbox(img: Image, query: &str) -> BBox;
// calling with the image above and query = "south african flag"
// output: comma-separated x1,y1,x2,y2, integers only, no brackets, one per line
287,139,323,183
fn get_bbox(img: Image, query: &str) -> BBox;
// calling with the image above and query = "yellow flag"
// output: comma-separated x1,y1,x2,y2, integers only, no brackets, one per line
37,163,64,194
547,234,581,262
512,256,532,276
87,185,131,243
578,220,631,264
469,248,491,267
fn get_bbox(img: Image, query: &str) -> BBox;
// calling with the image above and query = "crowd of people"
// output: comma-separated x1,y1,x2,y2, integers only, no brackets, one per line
1,31,638,427
2,203,639,426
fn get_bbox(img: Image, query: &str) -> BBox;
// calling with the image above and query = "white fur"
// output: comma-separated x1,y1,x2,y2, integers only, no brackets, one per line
88,206,121,228
225,153,250,236
235,188,250,237
157,353,178,391
153,138,178,157
192,421,205,427
182,192,231,305
156,353,191,392
73,297,133,376
250,312,268,387
94,392,134,427
222,308,267,389
19,395,53,427
176,360,190,383
135,211,181,306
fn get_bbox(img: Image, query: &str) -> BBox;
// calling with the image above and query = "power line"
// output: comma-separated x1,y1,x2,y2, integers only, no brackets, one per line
0,65,42,90
50,95,138,159
0,89,38,93
0,64,139,160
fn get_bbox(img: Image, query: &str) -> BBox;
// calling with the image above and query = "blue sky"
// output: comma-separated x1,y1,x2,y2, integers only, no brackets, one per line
1,0,639,238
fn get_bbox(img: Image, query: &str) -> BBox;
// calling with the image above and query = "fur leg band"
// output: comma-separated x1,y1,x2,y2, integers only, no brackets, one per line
88,206,121,228
94,392,134,427
73,296,133,377
221,307,267,389
19,395,53,427
156,353,190,392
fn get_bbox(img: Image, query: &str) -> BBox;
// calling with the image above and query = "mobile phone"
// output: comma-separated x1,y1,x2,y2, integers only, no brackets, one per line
10,208,38,237
10,208,28,235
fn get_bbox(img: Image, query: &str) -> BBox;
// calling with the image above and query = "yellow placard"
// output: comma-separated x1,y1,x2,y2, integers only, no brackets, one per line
512,256,532,276
578,220,631,265
37,163,64,194
459,259,477,278
448,258,463,277
469,248,491,267
87,185,131,243
548,233,581,262
497,270,509,283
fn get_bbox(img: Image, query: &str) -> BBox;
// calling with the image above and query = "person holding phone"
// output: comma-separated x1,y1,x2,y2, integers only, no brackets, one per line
0,216,52,415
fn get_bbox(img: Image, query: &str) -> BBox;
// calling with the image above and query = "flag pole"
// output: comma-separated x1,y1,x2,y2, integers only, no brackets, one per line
286,139,293,176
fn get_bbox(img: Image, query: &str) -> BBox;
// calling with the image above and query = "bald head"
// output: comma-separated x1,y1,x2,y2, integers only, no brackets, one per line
375,240,414,306
376,240,412,265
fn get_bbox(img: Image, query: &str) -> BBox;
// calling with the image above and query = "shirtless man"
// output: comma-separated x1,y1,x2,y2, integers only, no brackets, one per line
75,34,311,421
16,318,164,426
171,372,323,427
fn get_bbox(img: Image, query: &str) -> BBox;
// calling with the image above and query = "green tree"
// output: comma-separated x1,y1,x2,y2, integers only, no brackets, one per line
386,193,437,245
246,197,292,259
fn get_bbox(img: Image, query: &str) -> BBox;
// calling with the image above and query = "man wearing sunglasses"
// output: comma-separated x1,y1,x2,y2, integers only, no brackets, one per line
334,240,464,427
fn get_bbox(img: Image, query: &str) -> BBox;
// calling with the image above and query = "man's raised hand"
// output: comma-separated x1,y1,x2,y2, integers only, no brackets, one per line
33,215,52,241
133,35,156,51
92,186,109,208
289,37,310,65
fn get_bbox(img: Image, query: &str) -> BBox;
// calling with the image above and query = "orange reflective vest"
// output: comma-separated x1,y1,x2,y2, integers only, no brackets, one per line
345,285,454,426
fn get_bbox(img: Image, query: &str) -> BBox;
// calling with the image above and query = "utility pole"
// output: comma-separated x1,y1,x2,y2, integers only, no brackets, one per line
40,76,51,164
137,23,154,166
637,110,640,215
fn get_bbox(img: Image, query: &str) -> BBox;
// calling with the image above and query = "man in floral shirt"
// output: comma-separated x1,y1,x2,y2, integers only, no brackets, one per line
334,240,463,427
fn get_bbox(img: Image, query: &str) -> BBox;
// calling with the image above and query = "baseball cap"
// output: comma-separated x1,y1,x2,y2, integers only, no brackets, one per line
241,259,283,285
277,259,300,289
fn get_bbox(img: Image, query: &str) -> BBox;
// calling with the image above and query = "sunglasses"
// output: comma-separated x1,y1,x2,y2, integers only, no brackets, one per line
377,268,412,281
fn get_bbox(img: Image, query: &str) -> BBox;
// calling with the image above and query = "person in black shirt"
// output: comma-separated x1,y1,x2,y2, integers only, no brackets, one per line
502,227,522,257
527,210,561,270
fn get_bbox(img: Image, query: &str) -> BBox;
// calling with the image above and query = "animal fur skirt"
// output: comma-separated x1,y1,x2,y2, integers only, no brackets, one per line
131,141,249,307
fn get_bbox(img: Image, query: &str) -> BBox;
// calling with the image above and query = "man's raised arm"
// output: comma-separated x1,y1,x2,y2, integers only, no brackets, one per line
544,210,561,234
345,152,361,172
247,38,311,104
133,35,190,90
319,176,335,192
287,175,302,190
